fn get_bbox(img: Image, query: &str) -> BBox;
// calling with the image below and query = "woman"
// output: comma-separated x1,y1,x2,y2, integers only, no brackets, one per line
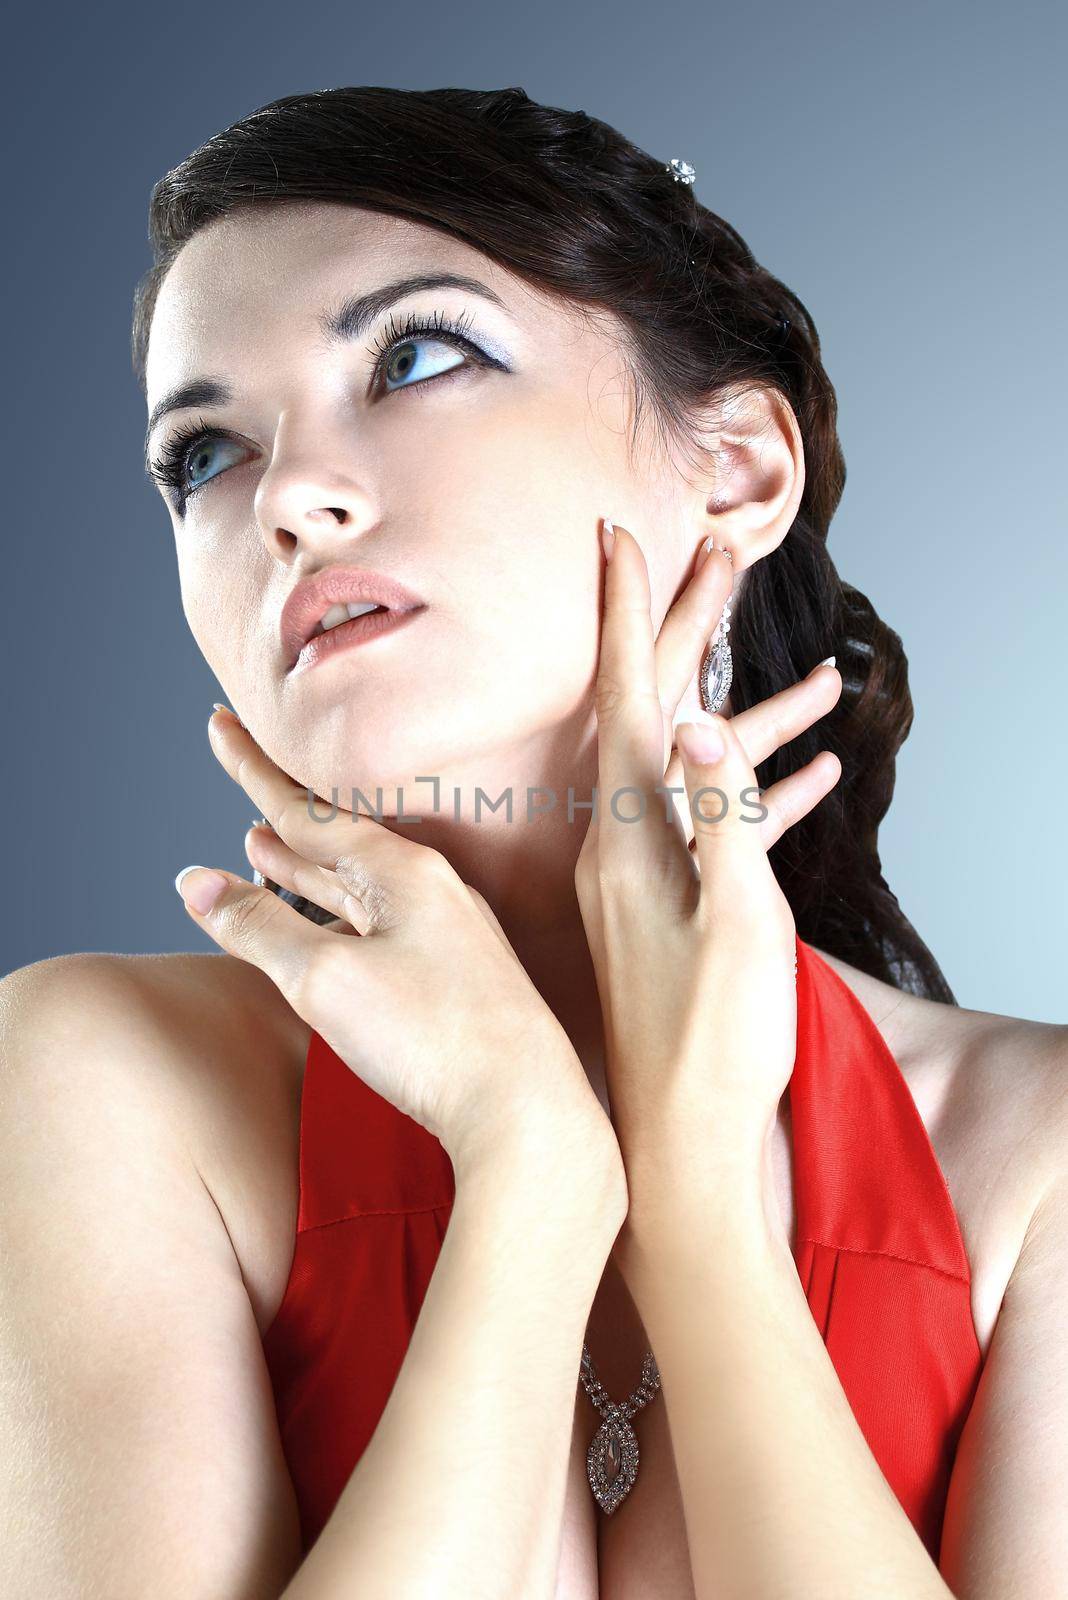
2,84,1063,1599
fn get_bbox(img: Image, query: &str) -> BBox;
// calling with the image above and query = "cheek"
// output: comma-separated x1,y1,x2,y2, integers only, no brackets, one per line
177,557,258,686
468,532,602,716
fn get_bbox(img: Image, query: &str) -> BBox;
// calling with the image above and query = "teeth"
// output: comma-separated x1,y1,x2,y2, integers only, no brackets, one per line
314,601,384,636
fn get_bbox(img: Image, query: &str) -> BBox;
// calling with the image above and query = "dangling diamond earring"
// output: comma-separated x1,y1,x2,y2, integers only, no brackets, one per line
698,545,734,714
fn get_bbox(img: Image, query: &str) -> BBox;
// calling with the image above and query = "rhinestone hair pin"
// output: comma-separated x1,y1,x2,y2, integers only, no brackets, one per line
666,157,697,185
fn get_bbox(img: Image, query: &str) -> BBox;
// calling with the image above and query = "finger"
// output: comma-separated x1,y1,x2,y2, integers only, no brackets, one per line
207,708,430,889
675,714,771,910
727,660,842,771
751,751,843,851
244,820,372,935
654,541,735,733
174,862,328,1003
595,521,675,862
669,737,842,857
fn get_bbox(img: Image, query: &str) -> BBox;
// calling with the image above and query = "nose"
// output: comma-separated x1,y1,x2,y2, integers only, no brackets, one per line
253,413,378,563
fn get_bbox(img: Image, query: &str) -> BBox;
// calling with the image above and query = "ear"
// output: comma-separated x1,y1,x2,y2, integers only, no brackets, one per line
693,384,806,575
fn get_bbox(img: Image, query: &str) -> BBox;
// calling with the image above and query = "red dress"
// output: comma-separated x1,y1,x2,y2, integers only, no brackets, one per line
262,935,984,1562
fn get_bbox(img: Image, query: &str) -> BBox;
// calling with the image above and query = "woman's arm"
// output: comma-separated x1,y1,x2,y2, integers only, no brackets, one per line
619,1089,1068,1600
0,954,624,1600
288,1120,621,1600
619,1156,958,1600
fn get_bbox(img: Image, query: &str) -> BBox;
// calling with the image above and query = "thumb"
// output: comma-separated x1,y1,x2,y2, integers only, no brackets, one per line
674,716,764,893
174,863,320,1000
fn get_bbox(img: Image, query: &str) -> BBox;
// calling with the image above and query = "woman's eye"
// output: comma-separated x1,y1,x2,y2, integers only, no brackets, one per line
183,435,249,492
379,335,468,394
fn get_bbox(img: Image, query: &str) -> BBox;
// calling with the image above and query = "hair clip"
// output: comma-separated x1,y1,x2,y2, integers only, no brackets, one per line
666,158,696,185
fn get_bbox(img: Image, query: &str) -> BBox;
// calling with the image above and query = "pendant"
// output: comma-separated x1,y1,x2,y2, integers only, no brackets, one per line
586,1402,642,1515
698,576,733,716
698,632,733,715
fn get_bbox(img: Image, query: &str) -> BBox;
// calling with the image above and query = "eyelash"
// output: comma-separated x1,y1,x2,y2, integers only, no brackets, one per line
148,307,488,510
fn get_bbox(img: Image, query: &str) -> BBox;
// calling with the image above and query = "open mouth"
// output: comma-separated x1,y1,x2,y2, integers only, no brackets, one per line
280,564,428,673
310,600,389,637
289,603,424,675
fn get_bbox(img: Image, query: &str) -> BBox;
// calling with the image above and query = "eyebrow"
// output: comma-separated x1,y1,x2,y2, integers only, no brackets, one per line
143,272,510,468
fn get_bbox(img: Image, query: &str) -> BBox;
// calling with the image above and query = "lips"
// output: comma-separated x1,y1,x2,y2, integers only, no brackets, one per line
280,565,426,672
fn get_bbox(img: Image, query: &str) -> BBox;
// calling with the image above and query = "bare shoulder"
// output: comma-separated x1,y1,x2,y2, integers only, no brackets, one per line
0,949,311,1335
810,943,1067,1352
810,942,1065,1160
0,951,309,1593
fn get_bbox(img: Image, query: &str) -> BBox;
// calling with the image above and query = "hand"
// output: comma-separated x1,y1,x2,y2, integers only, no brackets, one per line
574,520,842,1214
175,709,625,1192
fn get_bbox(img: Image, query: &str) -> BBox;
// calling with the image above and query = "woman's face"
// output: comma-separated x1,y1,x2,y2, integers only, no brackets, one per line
144,202,701,818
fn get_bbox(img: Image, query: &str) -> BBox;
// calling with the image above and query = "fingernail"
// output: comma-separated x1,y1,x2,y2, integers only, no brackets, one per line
601,518,616,561
814,654,837,671
695,535,717,573
211,703,245,728
678,721,726,763
174,864,228,914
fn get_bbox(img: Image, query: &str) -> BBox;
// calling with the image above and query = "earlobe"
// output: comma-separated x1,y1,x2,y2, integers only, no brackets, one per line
708,458,802,571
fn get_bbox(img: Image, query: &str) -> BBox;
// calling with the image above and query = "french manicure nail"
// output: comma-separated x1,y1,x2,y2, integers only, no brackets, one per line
174,864,228,914
211,702,245,728
601,518,616,561
817,654,837,670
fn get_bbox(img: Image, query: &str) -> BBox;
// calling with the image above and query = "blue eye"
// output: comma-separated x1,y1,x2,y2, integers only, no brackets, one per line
379,334,466,392
369,307,488,395
182,434,248,491
148,415,253,513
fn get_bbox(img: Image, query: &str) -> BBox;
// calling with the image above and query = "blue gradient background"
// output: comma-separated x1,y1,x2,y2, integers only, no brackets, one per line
3,1,1065,1019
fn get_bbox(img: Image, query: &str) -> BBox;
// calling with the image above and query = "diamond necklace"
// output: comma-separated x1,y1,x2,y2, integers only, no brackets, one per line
579,1342,662,1515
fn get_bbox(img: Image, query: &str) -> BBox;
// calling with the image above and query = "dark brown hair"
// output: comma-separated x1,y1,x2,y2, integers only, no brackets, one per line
132,85,954,1002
